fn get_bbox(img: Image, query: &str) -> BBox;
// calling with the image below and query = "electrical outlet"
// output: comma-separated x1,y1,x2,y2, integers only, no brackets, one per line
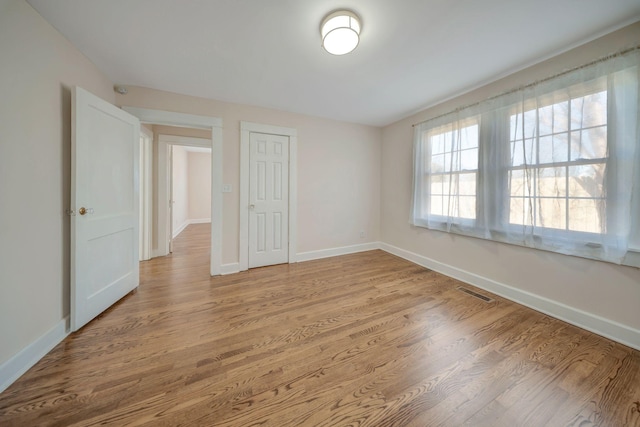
359,231,366,239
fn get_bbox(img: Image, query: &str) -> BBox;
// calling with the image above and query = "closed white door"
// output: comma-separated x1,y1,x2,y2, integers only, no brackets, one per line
71,87,140,331
249,132,289,268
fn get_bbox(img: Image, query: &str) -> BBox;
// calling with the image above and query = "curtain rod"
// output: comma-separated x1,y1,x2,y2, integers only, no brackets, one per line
411,44,640,128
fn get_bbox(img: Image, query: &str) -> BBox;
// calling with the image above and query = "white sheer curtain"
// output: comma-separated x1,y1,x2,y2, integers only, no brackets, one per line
411,49,640,264
411,110,482,235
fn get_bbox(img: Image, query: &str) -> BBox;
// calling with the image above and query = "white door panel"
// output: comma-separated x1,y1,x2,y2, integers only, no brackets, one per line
71,87,140,331
249,132,289,268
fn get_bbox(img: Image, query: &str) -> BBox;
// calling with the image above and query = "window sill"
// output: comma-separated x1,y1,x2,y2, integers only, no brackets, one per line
413,219,640,269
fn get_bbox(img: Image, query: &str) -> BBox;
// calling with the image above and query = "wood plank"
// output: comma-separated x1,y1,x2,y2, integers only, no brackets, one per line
0,223,639,426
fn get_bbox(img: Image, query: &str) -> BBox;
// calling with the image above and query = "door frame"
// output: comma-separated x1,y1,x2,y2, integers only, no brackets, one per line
123,107,223,276
240,121,297,271
139,126,153,261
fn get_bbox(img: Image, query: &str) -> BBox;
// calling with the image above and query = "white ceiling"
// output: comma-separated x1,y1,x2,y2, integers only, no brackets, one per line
27,0,640,127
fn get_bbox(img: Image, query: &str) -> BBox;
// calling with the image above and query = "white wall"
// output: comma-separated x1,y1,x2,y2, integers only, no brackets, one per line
171,145,189,237
0,0,115,368
116,88,382,264
187,151,212,222
380,22,640,347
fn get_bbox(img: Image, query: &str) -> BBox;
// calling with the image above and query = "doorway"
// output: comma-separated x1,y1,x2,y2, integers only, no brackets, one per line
167,140,212,252
123,107,223,276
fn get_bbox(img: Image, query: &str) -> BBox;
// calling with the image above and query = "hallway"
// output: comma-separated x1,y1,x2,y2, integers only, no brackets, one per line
141,223,212,280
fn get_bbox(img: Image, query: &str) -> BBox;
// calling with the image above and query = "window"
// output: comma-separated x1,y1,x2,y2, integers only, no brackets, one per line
411,50,640,265
428,121,478,220
412,117,479,233
508,85,608,235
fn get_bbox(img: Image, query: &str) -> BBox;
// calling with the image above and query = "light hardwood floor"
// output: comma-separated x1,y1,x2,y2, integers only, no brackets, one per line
1,223,639,426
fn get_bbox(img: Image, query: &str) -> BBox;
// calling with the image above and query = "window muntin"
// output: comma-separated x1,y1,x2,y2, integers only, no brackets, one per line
426,121,479,220
507,88,607,235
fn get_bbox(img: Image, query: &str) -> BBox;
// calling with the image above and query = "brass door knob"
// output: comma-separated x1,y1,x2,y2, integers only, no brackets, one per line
79,207,87,215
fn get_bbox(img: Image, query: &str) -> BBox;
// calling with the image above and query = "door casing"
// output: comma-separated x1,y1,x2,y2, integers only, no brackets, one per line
139,127,153,261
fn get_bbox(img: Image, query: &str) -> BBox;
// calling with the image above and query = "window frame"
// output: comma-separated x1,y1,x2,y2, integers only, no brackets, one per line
415,116,481,230
502,81,610,243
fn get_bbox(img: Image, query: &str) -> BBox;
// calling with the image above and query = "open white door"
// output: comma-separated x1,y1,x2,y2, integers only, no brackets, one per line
71,87,140,332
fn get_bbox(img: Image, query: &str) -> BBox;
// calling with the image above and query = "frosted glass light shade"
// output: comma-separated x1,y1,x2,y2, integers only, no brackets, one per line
321,11,361,55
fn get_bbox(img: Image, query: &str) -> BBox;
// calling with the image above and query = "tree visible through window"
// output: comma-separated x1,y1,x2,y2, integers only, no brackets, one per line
508,88,607,234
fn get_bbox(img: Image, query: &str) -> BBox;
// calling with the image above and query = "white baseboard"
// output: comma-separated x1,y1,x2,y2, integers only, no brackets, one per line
172,221,189,238
221,242,381,275
173,219,212,238
151,249,164,259
189,218,211,224
220,242,381,275
380,242,640,351
296,242,381,263
220,263,240,275
0,317,69,393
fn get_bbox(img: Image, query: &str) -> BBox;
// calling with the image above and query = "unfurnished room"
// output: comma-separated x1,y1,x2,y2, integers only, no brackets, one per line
1,1,640,426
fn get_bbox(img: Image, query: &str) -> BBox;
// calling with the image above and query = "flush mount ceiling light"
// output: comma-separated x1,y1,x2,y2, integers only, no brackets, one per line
320,10,361,55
